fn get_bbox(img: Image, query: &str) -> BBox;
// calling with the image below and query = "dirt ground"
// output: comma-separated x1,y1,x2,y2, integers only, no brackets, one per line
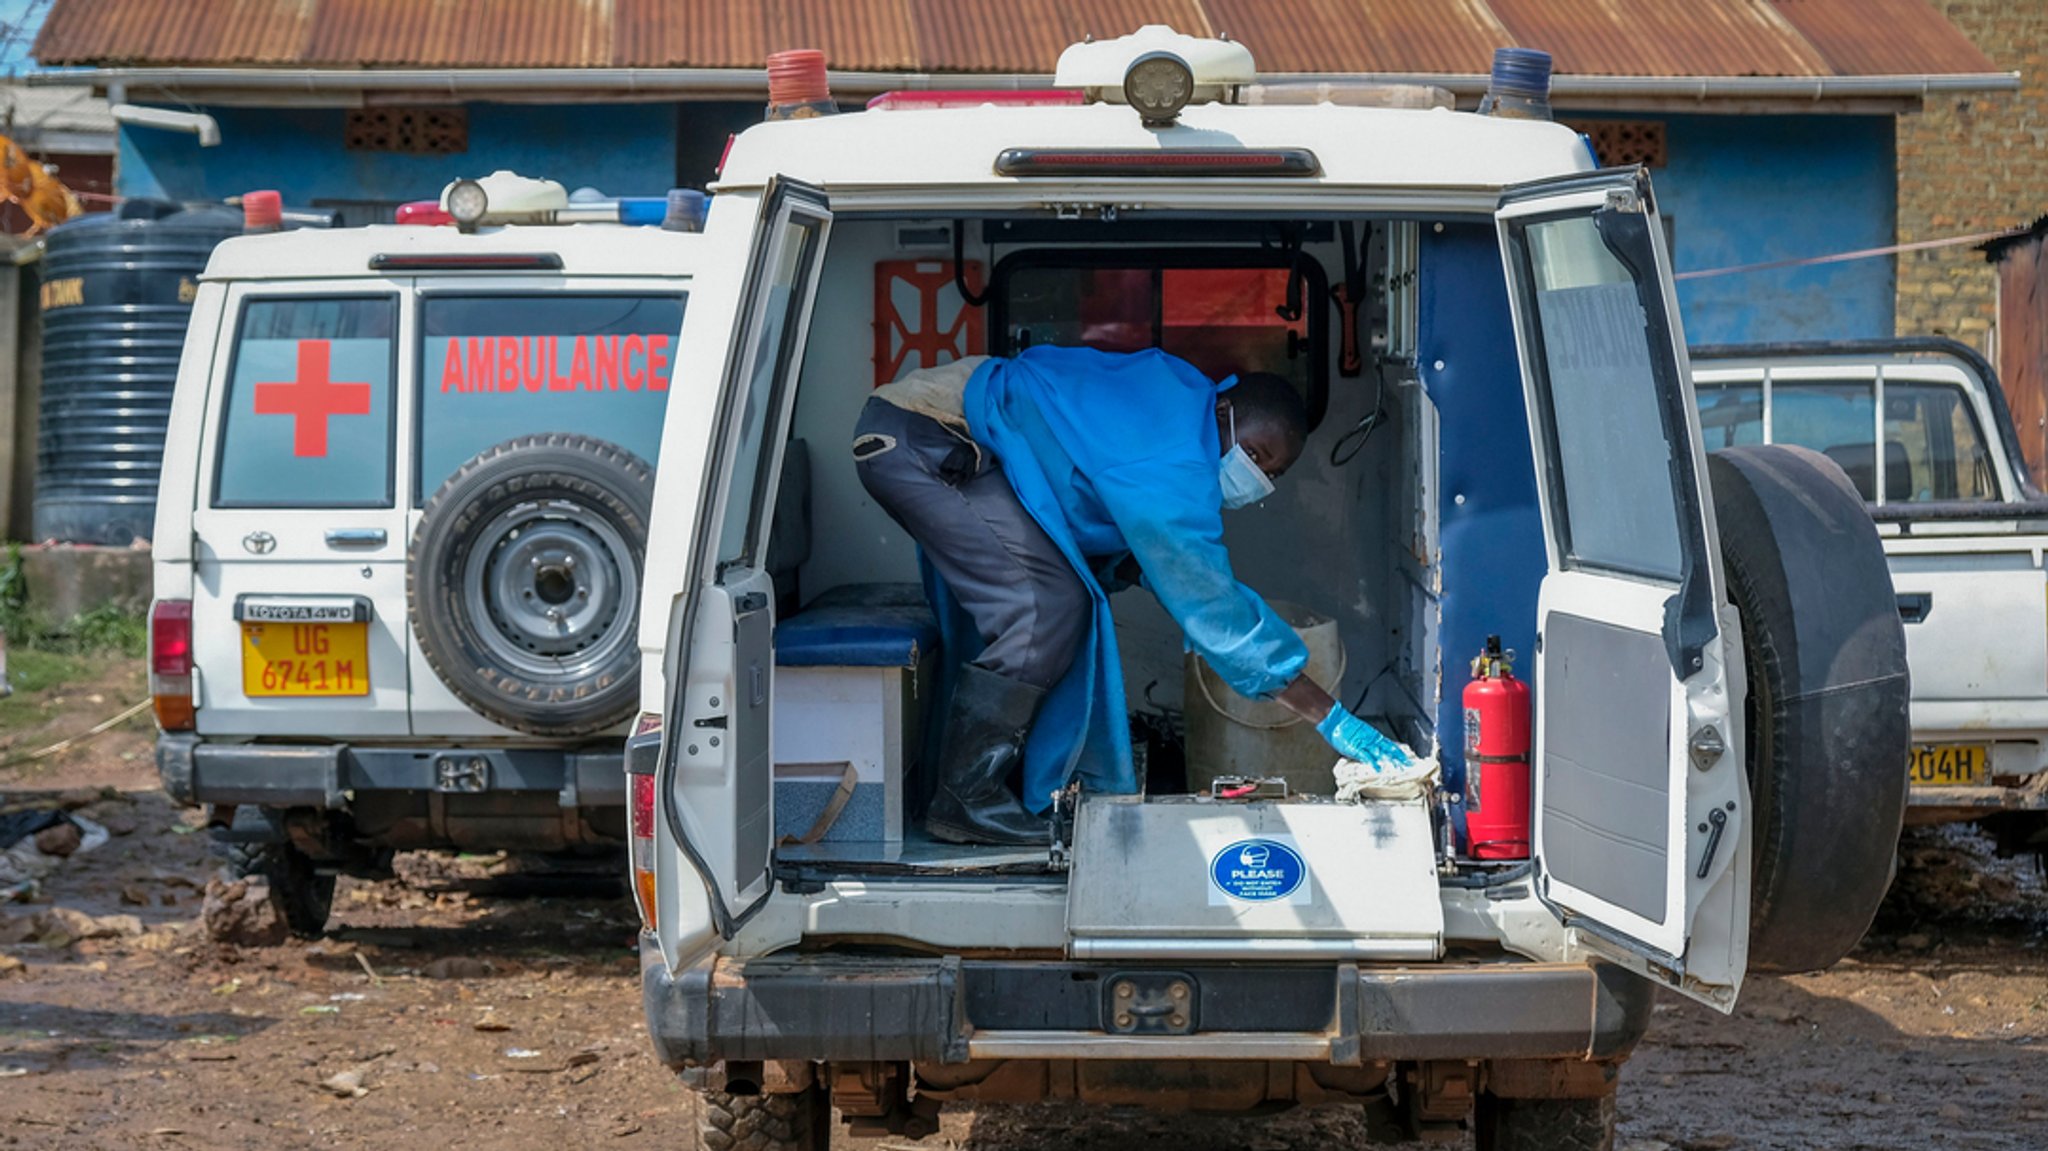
3,655,2046,1149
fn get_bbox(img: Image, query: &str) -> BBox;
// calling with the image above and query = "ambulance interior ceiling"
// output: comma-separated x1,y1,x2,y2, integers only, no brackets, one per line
786,213,1440,749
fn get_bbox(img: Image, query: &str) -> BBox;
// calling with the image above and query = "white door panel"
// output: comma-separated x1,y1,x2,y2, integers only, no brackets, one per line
1889,554,2048,703
1498,170,1747,1010
190,283,412,740
659,179,831,966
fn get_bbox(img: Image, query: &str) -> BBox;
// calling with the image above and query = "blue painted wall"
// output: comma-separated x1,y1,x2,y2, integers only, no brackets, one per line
117,103,682,210
1585,113,1896,345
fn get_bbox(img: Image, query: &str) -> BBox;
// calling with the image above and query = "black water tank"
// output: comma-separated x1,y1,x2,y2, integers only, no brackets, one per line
32,201,242,545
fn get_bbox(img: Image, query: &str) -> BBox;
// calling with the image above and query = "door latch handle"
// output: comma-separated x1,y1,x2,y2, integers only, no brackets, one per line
692,714,729,729
1896,593,1932,624
325,528,388,547
1694,807,1729,879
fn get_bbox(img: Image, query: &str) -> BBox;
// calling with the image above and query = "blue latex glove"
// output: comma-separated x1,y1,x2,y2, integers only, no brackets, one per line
1315,704,1412,772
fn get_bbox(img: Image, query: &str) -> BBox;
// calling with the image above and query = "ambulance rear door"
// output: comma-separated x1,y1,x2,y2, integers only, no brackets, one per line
190,282,413,736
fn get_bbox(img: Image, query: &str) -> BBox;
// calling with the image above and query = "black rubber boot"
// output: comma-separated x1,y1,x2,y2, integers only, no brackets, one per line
924,664,1049,847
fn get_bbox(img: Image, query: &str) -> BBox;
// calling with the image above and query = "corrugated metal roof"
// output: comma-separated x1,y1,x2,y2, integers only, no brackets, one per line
1769,0,1998,78
31,0,2004,78
1486,0,1829,78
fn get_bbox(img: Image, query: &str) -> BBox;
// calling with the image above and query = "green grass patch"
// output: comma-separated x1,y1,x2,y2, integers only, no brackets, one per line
0,544,147,659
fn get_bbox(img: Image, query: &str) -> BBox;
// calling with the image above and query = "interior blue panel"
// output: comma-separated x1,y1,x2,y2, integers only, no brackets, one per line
1417,223,1548,815
774,582,939,668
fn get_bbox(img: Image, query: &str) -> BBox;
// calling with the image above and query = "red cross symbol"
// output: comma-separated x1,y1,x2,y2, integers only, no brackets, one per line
254,340,372,458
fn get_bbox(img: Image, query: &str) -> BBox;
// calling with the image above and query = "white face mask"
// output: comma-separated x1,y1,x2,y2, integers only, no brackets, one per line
1218,406,1276,510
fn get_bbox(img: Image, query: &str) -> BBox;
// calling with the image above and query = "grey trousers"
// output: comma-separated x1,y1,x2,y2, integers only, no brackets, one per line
852,397,1087,690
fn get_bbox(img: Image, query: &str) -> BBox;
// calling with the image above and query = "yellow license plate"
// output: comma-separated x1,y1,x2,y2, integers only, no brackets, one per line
1908,744,1988,787
241,622,369,697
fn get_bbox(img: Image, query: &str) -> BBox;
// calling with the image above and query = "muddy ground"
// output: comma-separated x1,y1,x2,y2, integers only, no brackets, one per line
2,654,2046,1149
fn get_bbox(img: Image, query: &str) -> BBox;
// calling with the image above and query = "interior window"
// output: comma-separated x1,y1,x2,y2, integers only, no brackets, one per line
416,294,685,503
1881,382,1996,503
1694,385,1764,450
717,215,821,567
996,255,1325,426
1516,214,1685,582
215,296,396,508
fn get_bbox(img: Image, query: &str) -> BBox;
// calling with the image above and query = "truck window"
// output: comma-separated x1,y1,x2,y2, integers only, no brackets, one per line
1694,385,1764,449
214,296,397,508
417,294,685,503
1883,382,1996,502
993,253,1326,428
1697,376,1996,503
1516,215,1684,581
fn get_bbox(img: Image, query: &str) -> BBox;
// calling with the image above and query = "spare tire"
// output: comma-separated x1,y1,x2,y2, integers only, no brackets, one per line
1707,444,1909,973
410,434,654,736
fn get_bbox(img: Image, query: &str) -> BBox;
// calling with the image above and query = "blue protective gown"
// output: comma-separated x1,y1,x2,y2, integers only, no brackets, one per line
952,345,1310,811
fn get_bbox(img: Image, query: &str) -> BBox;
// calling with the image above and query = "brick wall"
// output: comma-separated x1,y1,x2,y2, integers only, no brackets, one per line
1895,0,2048,351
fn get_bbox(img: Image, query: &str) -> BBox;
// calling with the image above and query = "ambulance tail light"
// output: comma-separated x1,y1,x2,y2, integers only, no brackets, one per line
395,200,455,226
366,252,565,272
994,147,1320,178
867,89,1084,111
150,600,195,731
626,712,663,932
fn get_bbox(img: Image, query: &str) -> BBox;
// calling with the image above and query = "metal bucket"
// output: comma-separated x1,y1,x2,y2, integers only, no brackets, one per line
1183,600,1346,796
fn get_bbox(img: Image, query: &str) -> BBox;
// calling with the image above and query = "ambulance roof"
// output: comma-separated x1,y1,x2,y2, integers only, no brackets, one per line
716,101,1593,196
201,221,702,282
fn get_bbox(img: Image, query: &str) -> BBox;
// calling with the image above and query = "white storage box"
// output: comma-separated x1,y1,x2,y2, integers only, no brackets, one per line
771,585,938,844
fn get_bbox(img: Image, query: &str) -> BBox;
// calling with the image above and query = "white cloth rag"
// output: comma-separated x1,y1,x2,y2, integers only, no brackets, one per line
1333,748,1440,802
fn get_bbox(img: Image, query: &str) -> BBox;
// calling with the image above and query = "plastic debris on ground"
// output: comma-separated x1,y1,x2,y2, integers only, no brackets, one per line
0,812,110,898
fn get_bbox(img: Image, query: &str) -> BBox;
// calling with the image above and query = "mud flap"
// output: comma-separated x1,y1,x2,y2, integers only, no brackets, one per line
1064,797,1444,960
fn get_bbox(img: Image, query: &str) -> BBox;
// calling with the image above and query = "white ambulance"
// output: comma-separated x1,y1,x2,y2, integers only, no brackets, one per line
628,29,1908,1149
148,177,703,935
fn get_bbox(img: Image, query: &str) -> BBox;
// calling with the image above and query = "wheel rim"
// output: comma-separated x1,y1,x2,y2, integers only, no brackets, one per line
462,497,639,684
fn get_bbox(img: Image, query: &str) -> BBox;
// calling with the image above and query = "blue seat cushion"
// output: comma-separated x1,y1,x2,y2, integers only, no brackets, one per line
774,583,940,669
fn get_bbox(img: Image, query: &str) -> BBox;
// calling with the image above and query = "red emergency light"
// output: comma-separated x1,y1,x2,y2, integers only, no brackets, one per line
395,200,456,226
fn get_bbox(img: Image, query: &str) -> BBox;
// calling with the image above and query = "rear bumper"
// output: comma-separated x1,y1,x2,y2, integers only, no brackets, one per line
640,935,1652,1069
156,733,625,811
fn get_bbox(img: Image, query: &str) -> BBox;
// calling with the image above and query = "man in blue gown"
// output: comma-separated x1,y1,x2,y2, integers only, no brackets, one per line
853,346,1409,845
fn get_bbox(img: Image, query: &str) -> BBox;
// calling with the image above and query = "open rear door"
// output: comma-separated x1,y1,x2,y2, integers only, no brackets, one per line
659,179,831,964
1496,169,1749,1010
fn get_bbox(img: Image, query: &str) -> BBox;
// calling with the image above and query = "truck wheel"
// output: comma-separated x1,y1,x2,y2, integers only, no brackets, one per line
410,434,653,737
225,842,335,939
697,1087,831,1151
1707,445,1911,973
1473,1094,1615,1151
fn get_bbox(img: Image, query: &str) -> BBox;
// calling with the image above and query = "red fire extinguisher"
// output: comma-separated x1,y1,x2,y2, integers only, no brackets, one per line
1463,635,1531,860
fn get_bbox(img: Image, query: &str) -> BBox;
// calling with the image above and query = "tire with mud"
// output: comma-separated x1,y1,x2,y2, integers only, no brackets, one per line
697,1087,831,1151
1473,1094,1616,1151
410,434,654,737
224,842,335,939
1707,445,1911,973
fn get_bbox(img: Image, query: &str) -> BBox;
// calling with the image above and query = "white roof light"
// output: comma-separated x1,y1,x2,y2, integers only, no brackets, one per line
439,170,570,230
1054,25,1255,124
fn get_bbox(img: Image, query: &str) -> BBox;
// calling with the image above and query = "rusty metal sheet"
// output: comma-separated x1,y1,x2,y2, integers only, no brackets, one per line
26,0,2012,77
36,0,313,65
909,0,1213,73
1767,0,1999,77
1485,0,1827,77
1203,0,1508,75
1995,235,2048,490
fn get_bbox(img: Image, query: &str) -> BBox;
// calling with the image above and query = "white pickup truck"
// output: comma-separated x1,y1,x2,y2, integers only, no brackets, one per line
1693,339,2048,855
